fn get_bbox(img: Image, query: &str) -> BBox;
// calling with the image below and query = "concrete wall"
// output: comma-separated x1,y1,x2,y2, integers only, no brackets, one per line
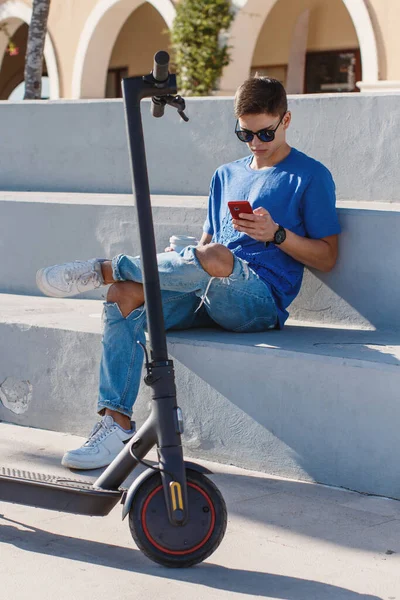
0,93,399,200
290,202,400,331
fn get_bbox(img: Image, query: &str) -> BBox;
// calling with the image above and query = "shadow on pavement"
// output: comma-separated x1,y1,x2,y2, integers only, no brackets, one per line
0,514,383,600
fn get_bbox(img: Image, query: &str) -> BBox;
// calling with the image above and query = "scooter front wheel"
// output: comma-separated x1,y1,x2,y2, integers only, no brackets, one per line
129,468,227,568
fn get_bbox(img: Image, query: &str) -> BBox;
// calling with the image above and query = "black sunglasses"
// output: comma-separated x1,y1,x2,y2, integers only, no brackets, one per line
235,113,285,143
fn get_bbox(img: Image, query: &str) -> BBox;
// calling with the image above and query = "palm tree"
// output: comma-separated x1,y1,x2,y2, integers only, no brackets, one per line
24,0,51,100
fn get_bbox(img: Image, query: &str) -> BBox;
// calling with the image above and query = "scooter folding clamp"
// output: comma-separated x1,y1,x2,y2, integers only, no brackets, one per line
152,94,189,122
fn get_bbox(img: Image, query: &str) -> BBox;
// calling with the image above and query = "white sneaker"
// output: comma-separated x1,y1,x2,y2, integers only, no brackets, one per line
61,415,136,470
36,258,105,298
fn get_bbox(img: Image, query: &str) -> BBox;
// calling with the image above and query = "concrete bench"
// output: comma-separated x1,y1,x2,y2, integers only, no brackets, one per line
1,293,400,500
1,191,399,331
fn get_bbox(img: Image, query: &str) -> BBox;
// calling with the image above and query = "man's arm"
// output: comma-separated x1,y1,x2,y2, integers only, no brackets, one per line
198,232,213,246
233,207,338,273
275,230,338,272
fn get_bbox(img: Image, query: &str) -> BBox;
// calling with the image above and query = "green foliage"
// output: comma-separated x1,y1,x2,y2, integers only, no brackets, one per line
0,23,20,56
171,0,235,96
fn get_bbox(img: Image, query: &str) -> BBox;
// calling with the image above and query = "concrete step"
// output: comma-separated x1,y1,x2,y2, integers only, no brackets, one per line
0,191,206,304
2,191,400,330
1,293,400,500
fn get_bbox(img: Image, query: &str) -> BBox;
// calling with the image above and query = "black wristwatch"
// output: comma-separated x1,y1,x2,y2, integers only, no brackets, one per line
273,224,286,245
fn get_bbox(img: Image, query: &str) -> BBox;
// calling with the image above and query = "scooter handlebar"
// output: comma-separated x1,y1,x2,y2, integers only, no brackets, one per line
152,50,169,83
151,51,170,117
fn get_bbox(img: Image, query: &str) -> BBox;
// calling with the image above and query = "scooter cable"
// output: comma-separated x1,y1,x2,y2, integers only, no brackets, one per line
129,445,175,480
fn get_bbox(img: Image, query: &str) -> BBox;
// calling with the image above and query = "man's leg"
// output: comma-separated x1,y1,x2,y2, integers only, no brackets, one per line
98,281,145,431
199,255,278,332
61,281,210,470
61,281,144,469
109,244,234,291
36,244,234,298
37,244,233,469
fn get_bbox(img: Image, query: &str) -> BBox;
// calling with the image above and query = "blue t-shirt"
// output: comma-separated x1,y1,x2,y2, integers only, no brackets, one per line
203,148,341,328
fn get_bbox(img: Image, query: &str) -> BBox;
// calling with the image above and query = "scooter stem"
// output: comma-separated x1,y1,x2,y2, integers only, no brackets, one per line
121,72,178,361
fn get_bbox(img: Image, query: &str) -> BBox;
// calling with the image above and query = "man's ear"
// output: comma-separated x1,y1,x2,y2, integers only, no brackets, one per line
283,111,291,130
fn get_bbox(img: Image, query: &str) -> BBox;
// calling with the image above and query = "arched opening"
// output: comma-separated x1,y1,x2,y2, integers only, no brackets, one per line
219,0,378,94
106,3,170,98
252,0,361,94
0,0,59,99
0,23,49,99
72,0,175,99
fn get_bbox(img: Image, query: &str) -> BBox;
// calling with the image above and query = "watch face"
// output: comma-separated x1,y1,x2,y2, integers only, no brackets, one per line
275,227,286,244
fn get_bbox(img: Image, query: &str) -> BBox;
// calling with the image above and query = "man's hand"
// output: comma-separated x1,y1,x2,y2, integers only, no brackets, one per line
232,206,338,272
232,207,278,243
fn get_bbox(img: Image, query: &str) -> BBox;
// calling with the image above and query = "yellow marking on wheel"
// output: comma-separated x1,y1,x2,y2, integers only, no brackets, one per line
170,481,184,511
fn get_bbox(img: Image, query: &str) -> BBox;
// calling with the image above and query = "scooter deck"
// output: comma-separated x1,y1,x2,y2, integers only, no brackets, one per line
0,467,123,516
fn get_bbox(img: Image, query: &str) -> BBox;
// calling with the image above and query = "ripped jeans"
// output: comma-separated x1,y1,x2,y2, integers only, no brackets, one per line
98,246,278,417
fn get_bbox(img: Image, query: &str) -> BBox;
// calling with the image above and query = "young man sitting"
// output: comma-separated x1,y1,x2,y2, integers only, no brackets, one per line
36,76,340,470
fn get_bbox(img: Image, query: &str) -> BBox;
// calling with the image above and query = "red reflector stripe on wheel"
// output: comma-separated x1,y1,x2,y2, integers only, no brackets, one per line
141,483,216,556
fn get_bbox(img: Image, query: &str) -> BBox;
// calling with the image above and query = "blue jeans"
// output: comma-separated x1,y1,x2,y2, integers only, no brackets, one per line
98,246,278,417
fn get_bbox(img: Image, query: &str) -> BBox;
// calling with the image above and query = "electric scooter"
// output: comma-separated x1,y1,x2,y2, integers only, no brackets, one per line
0,51,227,568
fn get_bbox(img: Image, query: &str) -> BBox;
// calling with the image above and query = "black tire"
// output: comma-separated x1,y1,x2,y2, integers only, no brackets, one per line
129,468,227,568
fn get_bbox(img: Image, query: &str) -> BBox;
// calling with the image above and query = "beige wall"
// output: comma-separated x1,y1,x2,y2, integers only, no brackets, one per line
3,0,400,97
109,3,170,76
47,0,100,97
366,0,400,80
252,0,359,68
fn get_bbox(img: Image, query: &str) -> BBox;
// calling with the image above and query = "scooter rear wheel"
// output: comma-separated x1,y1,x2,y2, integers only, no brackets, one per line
128,468,227,568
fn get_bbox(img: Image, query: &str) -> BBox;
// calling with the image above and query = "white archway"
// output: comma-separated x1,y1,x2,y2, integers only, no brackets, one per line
341,0,378,82
0,0,60,99
220,0,379,93
71,0,176,99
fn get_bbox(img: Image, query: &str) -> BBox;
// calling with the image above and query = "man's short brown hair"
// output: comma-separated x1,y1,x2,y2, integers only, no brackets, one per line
234,76,288,118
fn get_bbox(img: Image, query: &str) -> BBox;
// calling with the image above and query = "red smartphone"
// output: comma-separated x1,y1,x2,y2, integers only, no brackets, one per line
228,200,253,219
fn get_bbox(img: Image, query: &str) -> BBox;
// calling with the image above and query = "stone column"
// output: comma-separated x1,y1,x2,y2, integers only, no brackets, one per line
285,8,310,95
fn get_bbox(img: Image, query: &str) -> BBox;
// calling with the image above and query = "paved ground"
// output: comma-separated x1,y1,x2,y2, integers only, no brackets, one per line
0,422,399,600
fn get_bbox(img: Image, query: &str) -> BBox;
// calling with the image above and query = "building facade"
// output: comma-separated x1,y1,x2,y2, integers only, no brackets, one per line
0,0,397,100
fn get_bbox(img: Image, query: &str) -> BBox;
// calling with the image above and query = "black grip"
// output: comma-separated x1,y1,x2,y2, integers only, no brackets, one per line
151,97,165,118
152,51,169,82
